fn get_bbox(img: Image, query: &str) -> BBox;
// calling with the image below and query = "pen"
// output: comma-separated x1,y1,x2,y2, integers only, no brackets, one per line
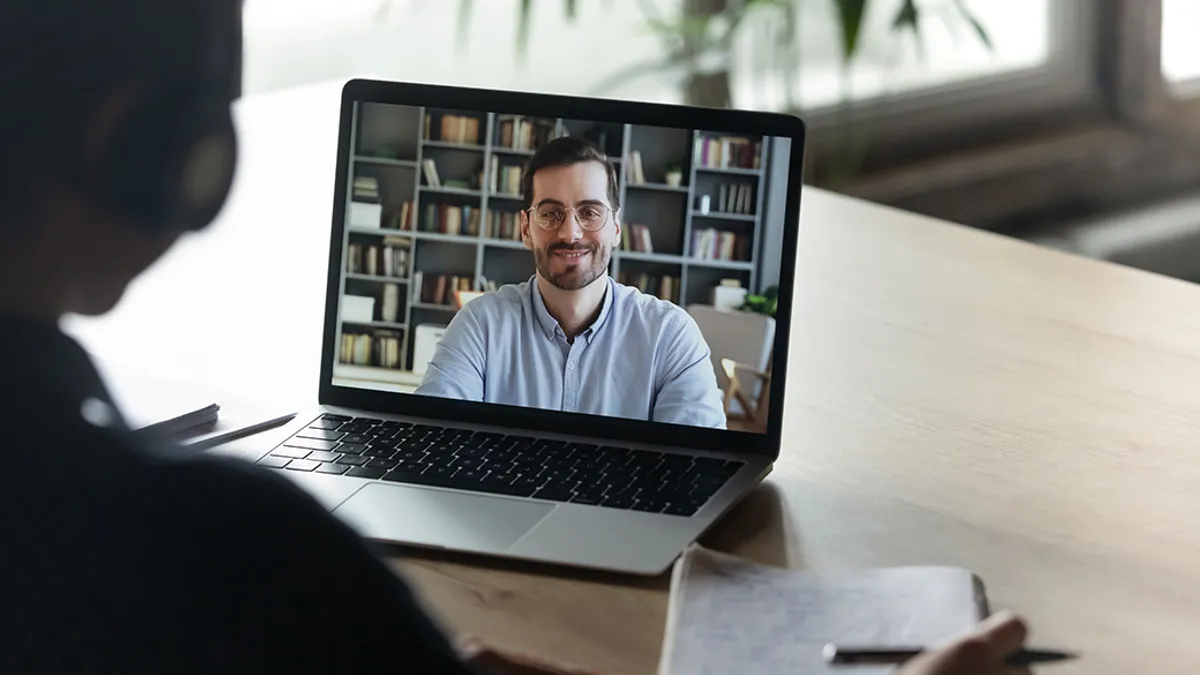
184,412,299,451
823,644,1078,667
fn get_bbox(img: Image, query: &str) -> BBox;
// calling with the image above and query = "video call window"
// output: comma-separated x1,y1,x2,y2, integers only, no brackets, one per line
332,101,793,434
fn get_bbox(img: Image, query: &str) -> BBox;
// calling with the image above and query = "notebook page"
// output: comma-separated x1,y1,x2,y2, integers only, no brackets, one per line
659,545,986,675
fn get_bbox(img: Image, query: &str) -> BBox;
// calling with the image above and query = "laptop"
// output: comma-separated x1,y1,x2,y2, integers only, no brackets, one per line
246,78,806,576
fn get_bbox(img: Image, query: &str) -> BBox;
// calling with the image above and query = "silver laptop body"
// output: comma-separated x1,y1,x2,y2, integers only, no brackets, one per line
242,79,806,576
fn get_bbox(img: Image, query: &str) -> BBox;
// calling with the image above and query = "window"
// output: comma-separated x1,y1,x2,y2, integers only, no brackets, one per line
731,0,1055,112
1161,0,1200,89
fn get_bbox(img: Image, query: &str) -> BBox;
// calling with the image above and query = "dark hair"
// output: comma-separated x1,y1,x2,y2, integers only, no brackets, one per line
520,136,620,211
0,0,236,229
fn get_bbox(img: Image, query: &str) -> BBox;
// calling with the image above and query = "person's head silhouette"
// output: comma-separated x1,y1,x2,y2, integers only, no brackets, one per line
0,0,242,319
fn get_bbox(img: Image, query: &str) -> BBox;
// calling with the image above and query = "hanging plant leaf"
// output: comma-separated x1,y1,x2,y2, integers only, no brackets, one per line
952,0,994,50
832,0,869,63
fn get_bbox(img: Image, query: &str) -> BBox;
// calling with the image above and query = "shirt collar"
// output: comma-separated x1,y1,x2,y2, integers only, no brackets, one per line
529,275,615,344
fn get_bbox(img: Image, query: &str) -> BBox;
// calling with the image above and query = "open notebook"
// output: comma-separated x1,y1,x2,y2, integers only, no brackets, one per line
659,545,990,675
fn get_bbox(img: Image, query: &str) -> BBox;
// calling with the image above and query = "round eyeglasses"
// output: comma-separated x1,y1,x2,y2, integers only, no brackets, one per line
526,202,618,232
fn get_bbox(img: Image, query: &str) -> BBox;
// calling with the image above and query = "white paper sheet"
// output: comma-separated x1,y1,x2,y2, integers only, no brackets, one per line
659,545,987,675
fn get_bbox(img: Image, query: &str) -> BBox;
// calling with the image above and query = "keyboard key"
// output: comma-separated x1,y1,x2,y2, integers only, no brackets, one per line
367,458,398,470
307,419,342,431
335,454,369,466
600,494,636,510
285,459,320,472
338,422,372,434
295,429,343,442
305,450,341,463
632,500,666,513
314,462,349,475
533,488,574,503
335,442,368,455
273,446,311,459
321,413,352,421
345,466,387,479
257,455,291,468
663,502,699,517
283,437,338,452
570,494,602,506
341,433,372,444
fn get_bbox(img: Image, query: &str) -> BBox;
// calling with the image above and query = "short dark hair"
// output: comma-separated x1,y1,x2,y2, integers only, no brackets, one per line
520,136,620,211
0,0,239,228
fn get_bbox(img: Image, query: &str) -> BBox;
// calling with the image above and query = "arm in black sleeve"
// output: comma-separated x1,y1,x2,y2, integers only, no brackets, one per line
165,455,483,675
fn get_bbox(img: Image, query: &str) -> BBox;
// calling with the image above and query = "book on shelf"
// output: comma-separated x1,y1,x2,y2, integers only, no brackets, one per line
717,182,755,214
339,330,403,369
690,228,751,262
384,201,416,231
346,237,411,278
496,116,556,151
489,155,523,195
620,223,654,253
694,135,761,170
412,272,473,306
619,270,679,304
421,203,481,236
353,176,380,202
489,210,522,240
421,158,441,187
424,113,481,145
627,150,646,184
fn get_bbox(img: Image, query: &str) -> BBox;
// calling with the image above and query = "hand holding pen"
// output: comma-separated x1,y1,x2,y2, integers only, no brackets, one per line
827,611,1077,675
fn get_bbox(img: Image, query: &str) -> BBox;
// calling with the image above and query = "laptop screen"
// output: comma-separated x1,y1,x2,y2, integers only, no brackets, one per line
330,95,794,435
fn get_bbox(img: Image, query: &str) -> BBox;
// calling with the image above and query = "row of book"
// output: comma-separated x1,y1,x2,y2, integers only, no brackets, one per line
421,159,482,191
690,228,752,262
489,155,523,195
694,135,761,170
620,224,654,253
415,203,482,236
346,238,411,278
496,116,556,151
618,271,680,304
413,271,473,306
713,182,756,215
425,113,481,145
339,331,404,369
490,210,523,240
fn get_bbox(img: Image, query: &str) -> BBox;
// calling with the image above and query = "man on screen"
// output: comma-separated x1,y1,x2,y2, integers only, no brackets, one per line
416,136,727,429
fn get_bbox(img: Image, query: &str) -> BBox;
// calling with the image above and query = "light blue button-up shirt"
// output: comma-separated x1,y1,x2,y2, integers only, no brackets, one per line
414,276,727,429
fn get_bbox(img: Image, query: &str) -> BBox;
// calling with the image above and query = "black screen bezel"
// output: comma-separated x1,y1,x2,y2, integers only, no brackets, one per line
318,78,806,459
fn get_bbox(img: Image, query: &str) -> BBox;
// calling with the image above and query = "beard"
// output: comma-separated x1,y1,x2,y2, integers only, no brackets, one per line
534,240,612,291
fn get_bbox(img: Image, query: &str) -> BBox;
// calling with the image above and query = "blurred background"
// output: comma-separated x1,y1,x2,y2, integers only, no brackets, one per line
241,0,1200,284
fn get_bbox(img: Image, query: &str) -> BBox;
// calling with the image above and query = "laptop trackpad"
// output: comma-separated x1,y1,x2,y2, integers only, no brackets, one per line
332,483,554,551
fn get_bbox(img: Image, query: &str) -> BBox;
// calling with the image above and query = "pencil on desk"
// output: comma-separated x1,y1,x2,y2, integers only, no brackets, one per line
824,644,1078,667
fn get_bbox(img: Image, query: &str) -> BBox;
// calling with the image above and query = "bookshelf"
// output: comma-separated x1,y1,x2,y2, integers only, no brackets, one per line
336,101,779,379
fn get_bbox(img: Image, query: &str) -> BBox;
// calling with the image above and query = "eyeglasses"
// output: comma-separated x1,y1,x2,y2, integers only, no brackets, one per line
526,202,618,232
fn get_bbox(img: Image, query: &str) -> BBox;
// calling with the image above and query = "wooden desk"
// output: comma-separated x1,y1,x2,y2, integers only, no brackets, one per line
67,81,1200,675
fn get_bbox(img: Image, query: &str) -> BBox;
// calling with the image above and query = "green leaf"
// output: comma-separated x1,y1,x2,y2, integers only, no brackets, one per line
516,0,533,60
832,0,868,63
891,0,924,61
952,0,994,50
565,0,578,20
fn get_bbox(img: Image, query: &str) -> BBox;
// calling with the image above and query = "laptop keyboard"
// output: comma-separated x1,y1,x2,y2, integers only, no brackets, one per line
256,413,745,517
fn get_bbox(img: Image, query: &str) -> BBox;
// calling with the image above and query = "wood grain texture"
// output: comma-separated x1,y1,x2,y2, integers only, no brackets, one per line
68,83,1200,675
383,190,1200,675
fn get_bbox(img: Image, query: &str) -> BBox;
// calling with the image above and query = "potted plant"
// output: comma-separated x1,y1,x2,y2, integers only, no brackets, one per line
665,163,684,187
740,284,778,318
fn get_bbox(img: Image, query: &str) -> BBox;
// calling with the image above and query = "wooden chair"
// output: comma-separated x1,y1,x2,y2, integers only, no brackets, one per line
721,352,772,433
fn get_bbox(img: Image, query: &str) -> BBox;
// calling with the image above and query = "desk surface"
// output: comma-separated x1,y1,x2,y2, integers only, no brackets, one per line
67,81,1200,675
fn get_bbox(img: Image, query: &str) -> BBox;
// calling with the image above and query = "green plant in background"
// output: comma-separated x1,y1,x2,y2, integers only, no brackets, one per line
441,0,993,186
741,284,779,317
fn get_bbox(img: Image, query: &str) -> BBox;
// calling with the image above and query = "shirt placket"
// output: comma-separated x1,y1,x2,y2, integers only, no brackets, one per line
561,333,586,413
